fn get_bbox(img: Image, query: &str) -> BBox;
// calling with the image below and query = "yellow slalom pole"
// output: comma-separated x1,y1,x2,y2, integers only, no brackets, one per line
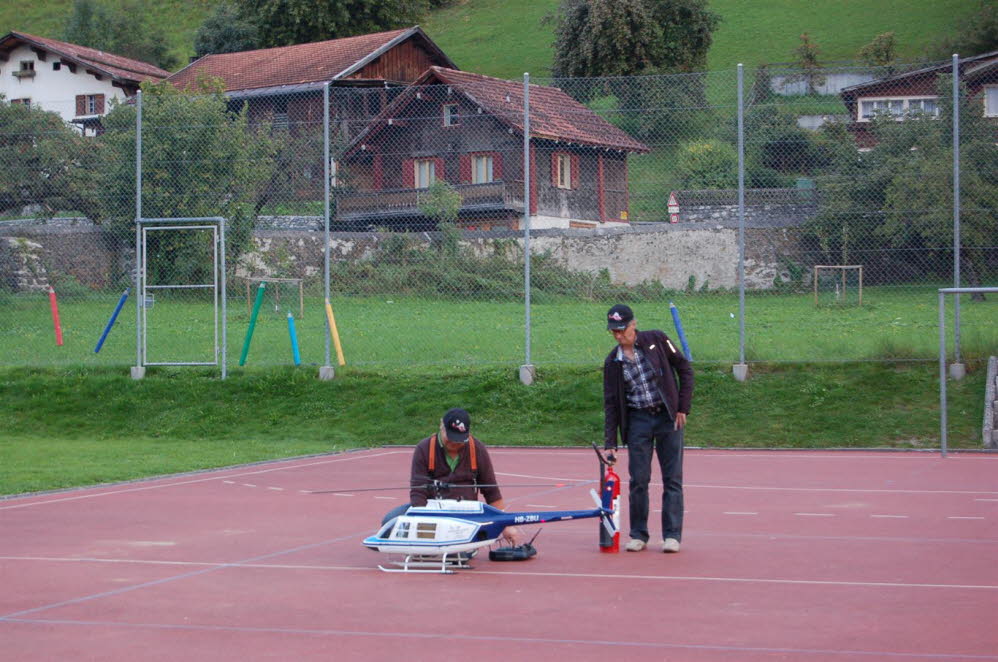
324,298,346,366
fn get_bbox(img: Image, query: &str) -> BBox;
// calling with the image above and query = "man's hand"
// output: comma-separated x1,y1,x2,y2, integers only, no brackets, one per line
674,412,687,431
502,525,525,545
601,449,617,466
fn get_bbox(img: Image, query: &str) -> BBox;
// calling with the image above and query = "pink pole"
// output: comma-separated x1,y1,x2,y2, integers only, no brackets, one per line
48,286,63,346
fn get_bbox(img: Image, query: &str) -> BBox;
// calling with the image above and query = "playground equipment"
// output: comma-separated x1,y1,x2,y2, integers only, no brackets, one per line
287,312,301,366
670,302,692,361
48,286,63,347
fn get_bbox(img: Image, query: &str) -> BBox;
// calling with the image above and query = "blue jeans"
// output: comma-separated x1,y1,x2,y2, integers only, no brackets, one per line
626,408,684,542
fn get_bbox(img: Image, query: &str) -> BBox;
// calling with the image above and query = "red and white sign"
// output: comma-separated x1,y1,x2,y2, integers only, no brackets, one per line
670,213,679,224
668,192,680,222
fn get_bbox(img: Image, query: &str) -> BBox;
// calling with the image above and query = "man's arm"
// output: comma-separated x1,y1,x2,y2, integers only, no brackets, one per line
409,440,430,506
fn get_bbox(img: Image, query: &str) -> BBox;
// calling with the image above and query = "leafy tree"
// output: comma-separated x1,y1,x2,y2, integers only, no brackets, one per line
808,78,996,298
929,3,998,59
857,32,898,71
93,79,279,284
235,0,427,49
551,0,719,77
193,2,260,57
675,139,736,189
63,0,177,70
787,32,825,95
0,97,97,218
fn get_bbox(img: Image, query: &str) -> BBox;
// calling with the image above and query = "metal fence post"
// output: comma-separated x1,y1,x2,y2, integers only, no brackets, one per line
132,90,145,380
520,72,535,385
938,290,947,457
950,54,964,378
321,81,333,379
733,64,748,382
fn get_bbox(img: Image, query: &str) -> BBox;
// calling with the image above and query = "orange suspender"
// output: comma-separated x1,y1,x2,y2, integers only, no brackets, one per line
427,434,477,474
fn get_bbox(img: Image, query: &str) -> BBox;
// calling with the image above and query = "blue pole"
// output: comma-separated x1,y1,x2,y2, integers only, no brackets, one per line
669,302,692,361
287,312,301,366
95,288,130,353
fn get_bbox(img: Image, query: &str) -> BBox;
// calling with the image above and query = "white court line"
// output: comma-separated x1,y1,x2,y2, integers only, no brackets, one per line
688,483,998,496
976,498,998,502
3,555,998,591
796,513,835,517
242,484,256,488
0,451,407,511
724,512,758,516
373,496,397,500
497,472,592,483
222,481,235,484
947,516,985,520
526,504,556,508
333,493,354,498
267,487,283,491
871,514,909,519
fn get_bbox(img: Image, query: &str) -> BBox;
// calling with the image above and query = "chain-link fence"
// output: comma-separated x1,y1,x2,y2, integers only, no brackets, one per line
1,57,995,372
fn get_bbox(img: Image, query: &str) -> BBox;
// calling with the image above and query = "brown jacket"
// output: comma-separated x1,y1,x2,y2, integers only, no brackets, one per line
409,434,502,506
603,329,694,449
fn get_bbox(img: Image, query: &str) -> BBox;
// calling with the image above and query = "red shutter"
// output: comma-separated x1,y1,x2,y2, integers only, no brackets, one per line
551,152,559,186
75,95,85,116
459,154,471,183
95,94,105,114
492,152,503,180
571,154,580,189
530,145,538,214
434,157,446,183
402,158,415,189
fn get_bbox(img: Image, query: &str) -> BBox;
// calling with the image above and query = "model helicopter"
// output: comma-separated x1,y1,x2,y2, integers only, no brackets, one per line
362,484,616,573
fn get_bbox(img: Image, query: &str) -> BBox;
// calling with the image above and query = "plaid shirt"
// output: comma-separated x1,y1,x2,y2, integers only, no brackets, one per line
616,346,663,410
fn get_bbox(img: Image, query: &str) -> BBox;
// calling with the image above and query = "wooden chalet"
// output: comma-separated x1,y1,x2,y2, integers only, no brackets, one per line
839,50,998,148
338,67,650,231
166,27,456,139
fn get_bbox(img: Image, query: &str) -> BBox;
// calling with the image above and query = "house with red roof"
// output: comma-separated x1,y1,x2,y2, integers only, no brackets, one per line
839,50,998,148
166,26,455,137
338,67,650,231
0,31,169,134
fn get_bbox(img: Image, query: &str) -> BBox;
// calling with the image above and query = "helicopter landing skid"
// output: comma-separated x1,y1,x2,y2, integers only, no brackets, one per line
378,551,476,574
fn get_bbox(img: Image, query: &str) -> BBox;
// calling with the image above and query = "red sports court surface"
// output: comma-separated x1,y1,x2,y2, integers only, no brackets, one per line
2,448,997,661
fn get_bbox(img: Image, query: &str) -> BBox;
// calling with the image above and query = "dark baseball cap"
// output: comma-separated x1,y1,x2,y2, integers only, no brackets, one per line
606,304,634,330
442,408,471,443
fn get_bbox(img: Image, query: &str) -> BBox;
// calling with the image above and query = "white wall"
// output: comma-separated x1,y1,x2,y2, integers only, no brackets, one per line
0,44,128,125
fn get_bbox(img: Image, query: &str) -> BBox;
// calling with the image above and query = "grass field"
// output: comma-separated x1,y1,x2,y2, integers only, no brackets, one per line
0,360,988,495
1,1,975,80
3,285,995,369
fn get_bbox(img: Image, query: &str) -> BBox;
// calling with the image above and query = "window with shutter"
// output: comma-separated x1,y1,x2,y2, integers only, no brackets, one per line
76,95,85,116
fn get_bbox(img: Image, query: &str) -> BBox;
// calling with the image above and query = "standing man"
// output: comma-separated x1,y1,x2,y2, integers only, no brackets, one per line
602,304,693,553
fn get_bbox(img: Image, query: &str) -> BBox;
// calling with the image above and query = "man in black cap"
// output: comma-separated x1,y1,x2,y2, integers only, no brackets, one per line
385,408,523,544
602,304,693,553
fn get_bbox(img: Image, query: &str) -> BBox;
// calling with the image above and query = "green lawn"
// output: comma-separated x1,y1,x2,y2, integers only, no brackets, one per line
0,361,988,495
2,286,995,369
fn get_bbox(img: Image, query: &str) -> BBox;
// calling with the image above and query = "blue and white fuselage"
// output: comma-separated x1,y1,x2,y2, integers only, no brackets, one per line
363,496,612,557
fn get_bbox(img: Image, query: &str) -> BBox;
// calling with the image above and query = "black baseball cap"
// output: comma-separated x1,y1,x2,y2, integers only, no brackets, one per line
606,304,634,330
442,408,471,443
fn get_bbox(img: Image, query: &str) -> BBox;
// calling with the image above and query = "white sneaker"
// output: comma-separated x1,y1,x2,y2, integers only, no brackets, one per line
625,538,647,552
662,538,680,553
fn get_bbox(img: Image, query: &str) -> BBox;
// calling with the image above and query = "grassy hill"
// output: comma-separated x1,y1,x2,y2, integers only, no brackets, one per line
2,1,979,78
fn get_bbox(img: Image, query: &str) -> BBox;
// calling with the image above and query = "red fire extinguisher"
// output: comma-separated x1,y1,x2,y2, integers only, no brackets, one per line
599,463,621,553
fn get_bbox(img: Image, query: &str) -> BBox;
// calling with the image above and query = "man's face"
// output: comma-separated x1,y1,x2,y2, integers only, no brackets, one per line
611,320,637,347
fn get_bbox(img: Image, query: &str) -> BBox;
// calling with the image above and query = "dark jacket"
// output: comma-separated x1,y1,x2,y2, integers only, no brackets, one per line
409,434,502,506
603,329,694,449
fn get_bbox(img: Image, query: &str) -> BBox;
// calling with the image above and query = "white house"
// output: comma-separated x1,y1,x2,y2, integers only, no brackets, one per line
0,31,170,134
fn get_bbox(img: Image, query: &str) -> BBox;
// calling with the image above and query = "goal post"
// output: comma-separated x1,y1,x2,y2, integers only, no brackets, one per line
937,287,998,457
813,265,863,306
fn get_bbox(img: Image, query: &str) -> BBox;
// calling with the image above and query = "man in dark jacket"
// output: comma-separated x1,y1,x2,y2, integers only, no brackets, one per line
384,408,523,544
603,304,694,553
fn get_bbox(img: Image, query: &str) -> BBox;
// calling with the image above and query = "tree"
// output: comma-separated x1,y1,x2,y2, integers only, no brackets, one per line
63,0,177,70
193,2,259,57
675,139,736,189
788,32,825,95
551,0,719,77
93,78,279,284
808,78,996,299
235,0,427,49
930,3,998,59
0,97,97,218
858,32,898,73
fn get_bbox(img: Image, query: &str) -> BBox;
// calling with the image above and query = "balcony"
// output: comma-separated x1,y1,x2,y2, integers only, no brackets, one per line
12,69,36,79
336,181,524,223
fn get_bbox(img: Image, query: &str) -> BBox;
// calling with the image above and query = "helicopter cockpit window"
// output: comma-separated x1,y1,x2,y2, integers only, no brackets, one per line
416,522,437,539
393,521,410,539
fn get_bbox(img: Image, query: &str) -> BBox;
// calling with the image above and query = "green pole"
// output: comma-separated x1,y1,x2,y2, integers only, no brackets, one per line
239,282,266,366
